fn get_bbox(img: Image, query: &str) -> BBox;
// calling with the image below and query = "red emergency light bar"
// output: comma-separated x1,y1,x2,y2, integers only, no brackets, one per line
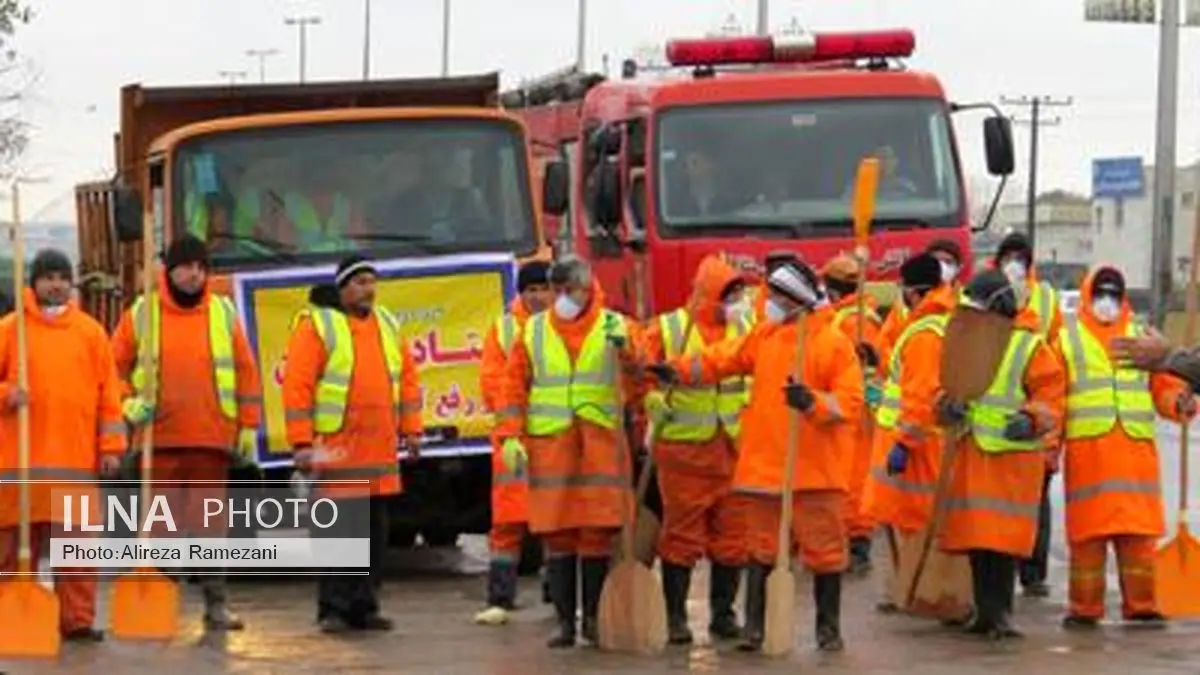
664,29,916,67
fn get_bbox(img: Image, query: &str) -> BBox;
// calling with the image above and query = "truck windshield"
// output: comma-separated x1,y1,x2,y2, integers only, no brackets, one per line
654,97,963,237
173,118,537,267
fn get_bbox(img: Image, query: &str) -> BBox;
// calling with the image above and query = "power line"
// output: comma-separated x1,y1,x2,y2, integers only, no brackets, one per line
246,48,279,83
284,15,321,83
1001,94,1074,254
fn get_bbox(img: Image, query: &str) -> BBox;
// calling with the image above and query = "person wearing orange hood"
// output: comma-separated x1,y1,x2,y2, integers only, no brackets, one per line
639,254,751,644
819,253,883,574
111,235,263,631
495,256,644,649
473,260,553,626
1056,266,1193,629
649,260,864,653
282,254,423,633
935,269,1066,640
0,248,125,642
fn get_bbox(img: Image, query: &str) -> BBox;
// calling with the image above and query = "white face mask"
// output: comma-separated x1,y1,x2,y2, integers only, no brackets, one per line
40,304,67,318
553,294,582,320
764,299,791,324
1002,259,1027,284
1092,296,1121,323
722,299,749,324
940,261,959,283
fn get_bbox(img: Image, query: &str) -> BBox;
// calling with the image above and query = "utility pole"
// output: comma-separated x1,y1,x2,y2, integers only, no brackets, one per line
218,70,247,86
362,0,371,80
284,15,321,83
575,0,587,70
245,48,279,83
1150,0,1181,326
756,0,769,35
440,0,451,77
1001,94,1073,254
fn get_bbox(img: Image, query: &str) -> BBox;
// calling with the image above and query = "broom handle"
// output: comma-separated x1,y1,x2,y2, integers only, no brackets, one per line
1178,186,1200,517
775,310,808,571
11,183,31,571
632,315,695,512
904,428,960,608
137,212,157,539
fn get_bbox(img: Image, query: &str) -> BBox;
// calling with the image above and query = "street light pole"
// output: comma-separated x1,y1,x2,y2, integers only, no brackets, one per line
440,0,451,77
245,48,279,83
756,0,769,35
284,15,321,84
1149,0,1181,327
363,0,371,80
575,0,587,70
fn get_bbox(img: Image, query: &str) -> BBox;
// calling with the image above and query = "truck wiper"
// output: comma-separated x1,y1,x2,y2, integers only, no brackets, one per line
870,217,936,231
207,231,295,262
679,222,808,238
345,233,433,243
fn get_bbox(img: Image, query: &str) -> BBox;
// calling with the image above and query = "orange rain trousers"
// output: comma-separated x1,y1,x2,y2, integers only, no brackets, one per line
146,449,231,536
655,436,742,567
1068,535,1157,619
0,523,95,632
490,522,528,562
733,490,848,573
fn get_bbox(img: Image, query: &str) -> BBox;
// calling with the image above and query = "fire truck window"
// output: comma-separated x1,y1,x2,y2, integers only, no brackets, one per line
654,98,962,237
172,119,538,268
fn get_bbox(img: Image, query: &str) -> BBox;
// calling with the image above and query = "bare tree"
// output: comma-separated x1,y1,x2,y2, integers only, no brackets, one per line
0,2,35,180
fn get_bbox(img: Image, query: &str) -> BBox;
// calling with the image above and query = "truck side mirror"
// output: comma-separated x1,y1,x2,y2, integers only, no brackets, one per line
113,187,143,243
542,160,569,216
587,161,623,230
983,116,1015,176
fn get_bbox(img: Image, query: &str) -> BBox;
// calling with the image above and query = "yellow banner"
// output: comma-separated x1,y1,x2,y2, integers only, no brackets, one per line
235,255,515,464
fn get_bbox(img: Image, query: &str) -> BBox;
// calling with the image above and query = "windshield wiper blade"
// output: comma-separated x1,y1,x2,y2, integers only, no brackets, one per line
206,231,295,262
678,222,808,237
345,233,433,243
869,218,935,231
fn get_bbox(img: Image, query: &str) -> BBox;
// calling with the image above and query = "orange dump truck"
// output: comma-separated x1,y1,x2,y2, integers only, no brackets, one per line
74,74,562,567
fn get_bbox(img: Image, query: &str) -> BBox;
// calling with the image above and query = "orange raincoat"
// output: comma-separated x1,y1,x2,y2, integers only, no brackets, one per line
674,310,863,571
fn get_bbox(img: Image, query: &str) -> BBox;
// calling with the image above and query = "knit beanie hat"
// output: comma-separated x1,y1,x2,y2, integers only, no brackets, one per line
165,234,209,271
517,261,551,292
28,249,72,285
335,255,378,288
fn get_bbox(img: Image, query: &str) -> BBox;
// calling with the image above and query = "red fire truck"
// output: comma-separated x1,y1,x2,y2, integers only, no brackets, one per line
503,29,1016,315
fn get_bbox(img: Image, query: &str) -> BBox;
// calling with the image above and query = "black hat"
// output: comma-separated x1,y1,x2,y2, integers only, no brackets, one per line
335,255,377,288
995,232,1033,268
28,248,72,286
1091,267,1125,298
517,260,550,292
963,269,1018,318
899,253,943,290
926,238,963,264
164,234,209,271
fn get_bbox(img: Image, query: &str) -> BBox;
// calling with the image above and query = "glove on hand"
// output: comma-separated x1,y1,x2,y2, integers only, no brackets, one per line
1176,393,1197,419
502,437,528,474
936,396,967,426
121,396,155,426
1002,411,1037,441
856,342,880,370
783,377,816,412
603,314,627,350
886,443,909,476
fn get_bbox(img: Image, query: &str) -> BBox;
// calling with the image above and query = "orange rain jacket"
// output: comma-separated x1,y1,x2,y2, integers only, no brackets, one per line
862,285,958,533
1055,266,1189,544
111,273,263,450
876,300,909,370
940,306,1067,557
481,296,533,526
283,295,422,498
0,290,126,526
672,310,864,497
496,282,643,534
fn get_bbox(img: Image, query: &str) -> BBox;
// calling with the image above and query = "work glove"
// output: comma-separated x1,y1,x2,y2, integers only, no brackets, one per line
1002,411,1037,441
645,391,673,425
646,362,680,386
502,437,528,474
865,379,883,408
855,343,880,370
121,396,155,426
2,386,27,411
603,313,627,350
935,396,967,427
235,428,258,462
1176,392,1198,419
783,377,816,413
886,442,909,476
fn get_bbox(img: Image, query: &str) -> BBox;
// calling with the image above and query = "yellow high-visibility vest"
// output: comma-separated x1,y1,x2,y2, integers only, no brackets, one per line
522,310,627,436
875,313,950,430
965,328,1043,453
295,306,405,434
130,293,238,419
1058,317,1155,441
657,308,749,441
496,314,518,353
831,305,881,333
1028,281,1059,336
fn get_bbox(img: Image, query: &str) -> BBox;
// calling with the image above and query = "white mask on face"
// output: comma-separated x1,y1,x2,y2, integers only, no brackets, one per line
1092,296,1121,323
940,261,959,283
764,298,790,324
40,304,66,318
1002,259,1027,284
723,299,749,324
553,294,582,320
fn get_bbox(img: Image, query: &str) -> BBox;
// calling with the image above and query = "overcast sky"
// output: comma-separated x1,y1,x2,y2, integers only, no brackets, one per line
9,0,1200,223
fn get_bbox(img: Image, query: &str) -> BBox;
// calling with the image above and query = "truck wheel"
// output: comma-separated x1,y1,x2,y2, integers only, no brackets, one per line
420,528,460,549
517,533,544,576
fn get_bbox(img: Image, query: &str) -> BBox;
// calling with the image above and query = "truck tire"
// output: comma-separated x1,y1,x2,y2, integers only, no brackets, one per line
517,533,544,576
420,527,460,549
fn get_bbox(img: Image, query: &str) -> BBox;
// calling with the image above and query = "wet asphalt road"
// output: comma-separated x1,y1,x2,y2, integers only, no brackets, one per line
1,419,1199,674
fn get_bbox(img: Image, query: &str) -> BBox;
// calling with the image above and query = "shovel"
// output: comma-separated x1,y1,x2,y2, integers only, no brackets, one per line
0,182,61,659
110,212,180,640
597,339,668,654
761,308,809,657
1154,186,1200,617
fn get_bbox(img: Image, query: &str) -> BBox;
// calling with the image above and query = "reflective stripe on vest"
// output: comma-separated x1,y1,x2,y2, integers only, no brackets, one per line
496,314,518,353
1059,317,1155,440
1028,281,1059,336
301,307,405,434
966,329,1042,453
522,310,626,436
875,313,950,429
131,293,239,419
657,308,748,441
831,305,881,333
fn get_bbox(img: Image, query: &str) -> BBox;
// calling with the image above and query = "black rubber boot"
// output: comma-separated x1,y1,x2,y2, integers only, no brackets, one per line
708,563,742,640
546,556,578,648
964,550,995,635
1062,615,1100,630
661,562,694,645
990,553,1022,640
737,563,769,652
814,573,845,652
486,560,519,610
580,557,609,645
1126,611,1167,629
849,537,873,574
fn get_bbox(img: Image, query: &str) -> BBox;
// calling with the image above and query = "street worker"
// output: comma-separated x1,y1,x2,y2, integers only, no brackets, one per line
926,238,965,288
1055,266,1194,629
649,260,864,653
1112,326,1200,393
862,253,969,619
638,253,751,644
935,270,1066,640
282,254,423,634
992,231,1062,598
819,253,883,574
111,235,262,631
0,248,125,642
474,260,553,626
752,250,800,323
494,255,644,649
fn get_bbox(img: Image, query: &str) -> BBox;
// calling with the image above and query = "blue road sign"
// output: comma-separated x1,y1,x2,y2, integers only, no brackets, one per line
1092,157,1145,198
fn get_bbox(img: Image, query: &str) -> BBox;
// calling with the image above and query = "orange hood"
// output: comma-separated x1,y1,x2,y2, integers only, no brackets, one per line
548,278,608,339
1076,264,1132,342
156,270,213,314
689,254,743,340
19,287,82,329
909,284,957,323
